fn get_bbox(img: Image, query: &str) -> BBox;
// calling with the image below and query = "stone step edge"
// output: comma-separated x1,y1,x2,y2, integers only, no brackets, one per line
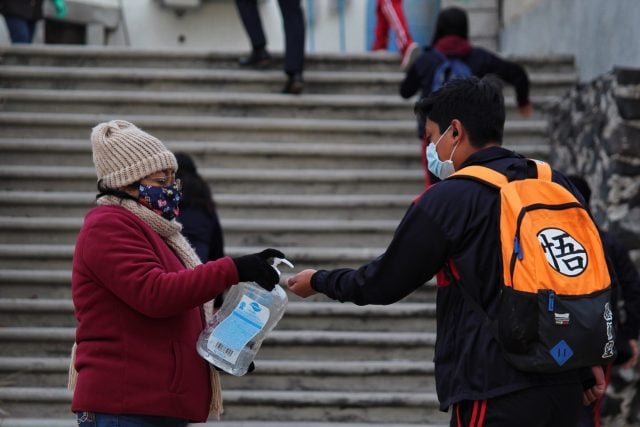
0,216,400,232
0,298,435,317
0,357,434,375
0,139,549,157
0,45,403,62
0,43,575,64
0,165,425,182
0,65,577,85
0,420,446,427
0,138,421,158
0,191,417,208
0,88,556,109
0,267,438,288
0,242,389,261
0,387,438,407
0,112,547,134
0,327,436,346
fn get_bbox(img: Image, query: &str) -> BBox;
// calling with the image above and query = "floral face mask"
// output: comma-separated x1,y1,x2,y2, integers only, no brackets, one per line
137,181,181,221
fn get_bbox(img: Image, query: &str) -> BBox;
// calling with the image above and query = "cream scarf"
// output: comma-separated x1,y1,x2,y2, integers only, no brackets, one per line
68,195,223,417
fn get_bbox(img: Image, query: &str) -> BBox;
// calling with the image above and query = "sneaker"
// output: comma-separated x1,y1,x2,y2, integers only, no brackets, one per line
401,42,420,71
239,48,272,68
282,74,304,95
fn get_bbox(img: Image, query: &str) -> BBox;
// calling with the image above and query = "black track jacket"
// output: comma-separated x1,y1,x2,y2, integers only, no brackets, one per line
311,147,585,410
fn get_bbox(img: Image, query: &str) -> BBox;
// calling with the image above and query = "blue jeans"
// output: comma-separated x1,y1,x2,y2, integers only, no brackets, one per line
76,412,189,427
3,15,36,43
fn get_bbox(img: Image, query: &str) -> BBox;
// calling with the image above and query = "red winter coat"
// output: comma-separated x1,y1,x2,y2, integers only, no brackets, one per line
71,205,239,421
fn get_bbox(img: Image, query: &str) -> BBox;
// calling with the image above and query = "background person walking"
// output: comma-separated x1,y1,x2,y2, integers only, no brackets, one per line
0,0,66,43
235,0,306,94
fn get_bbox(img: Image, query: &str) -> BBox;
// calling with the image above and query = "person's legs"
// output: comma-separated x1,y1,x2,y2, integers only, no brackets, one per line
450,383,583,427
379,0,419,69
277,0,305,75
277,0,305,94
380,0,413,55
235,0,271,67
371,0,389,51
235,0,266,50
4,15,34,43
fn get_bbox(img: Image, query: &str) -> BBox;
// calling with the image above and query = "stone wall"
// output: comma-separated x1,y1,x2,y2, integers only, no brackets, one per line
548,68,640,265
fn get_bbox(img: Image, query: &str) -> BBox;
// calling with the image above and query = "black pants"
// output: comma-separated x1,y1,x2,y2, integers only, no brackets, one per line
235,0,305,75
451,383,583,427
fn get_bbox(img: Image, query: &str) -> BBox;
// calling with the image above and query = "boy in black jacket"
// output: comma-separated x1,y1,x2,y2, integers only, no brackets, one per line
288,76,605,426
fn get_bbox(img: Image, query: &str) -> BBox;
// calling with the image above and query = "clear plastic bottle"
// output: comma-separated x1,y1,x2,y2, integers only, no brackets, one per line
196,258,292,376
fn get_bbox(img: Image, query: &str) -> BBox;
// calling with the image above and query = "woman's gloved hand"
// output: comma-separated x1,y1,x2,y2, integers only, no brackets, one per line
51,0,67,18
232,248,285,291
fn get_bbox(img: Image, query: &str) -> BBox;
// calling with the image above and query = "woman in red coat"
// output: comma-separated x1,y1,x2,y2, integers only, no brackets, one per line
70,120,283,427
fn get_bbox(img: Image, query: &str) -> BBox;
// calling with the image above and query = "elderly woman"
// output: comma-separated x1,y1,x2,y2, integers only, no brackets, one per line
69,120,283,427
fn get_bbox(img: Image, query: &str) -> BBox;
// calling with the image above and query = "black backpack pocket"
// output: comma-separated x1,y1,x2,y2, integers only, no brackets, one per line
498,288,616,373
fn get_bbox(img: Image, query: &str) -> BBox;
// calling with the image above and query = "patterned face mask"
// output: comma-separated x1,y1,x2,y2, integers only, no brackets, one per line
137,182,181,221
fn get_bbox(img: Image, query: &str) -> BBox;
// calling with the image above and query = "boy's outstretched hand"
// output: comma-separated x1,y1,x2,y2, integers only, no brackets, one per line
286,269,318,298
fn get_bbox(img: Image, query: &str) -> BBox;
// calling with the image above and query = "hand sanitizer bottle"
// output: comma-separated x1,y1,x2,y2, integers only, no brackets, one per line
197,258,293,376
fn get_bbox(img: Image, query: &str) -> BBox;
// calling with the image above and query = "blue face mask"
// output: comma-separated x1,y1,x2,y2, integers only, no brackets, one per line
137,183,182,221
426,125,459,180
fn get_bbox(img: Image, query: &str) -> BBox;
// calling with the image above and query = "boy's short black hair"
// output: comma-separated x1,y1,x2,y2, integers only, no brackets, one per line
414,76,506,147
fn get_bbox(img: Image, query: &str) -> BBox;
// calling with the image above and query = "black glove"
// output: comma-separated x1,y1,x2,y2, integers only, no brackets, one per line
232,248,285,291
214,361,255,374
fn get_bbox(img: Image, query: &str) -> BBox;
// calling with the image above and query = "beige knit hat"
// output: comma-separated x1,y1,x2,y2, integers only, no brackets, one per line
91,120,177,189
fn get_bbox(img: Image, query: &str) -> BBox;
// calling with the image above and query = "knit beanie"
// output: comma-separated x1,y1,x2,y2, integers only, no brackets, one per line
91,120,177,189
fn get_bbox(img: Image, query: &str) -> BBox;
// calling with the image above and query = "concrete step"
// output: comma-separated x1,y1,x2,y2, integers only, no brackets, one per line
0,420,447,427
0,138,423,170
0,387,444,423
0,89,552,121
0,165,425,194
0,64,577,97
0,356,435,391
0,327,435,361
0,266,437,304
0,244,394,274
0,65,405,95
0,112,549,145
0,191,417,220
0,215,402,247
0,268,71,299
0,137,549,173
0,298,436,330
0,46,406,72
0,44,577,74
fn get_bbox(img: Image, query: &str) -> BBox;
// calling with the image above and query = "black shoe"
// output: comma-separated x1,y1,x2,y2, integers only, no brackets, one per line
282,74,304,94
239,49,271,68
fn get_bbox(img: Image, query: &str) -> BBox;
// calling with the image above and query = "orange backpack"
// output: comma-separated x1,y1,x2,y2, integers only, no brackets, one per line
450,161,615,372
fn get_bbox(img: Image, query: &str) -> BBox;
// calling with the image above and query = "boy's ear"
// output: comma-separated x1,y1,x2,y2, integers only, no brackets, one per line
451,119,463,139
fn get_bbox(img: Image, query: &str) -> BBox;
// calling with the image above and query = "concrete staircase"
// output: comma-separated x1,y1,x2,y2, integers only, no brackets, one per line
0,45,576,426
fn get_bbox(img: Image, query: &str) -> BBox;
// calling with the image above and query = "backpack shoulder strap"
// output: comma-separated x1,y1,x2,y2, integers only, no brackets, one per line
533,160,552,181
432,49,447,61
449,165,509,189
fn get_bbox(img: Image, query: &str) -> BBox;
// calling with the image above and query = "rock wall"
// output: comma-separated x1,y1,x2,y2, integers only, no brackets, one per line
548,67,640,264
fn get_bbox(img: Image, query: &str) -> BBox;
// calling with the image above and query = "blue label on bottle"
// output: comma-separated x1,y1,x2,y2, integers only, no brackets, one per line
207,295,270,364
